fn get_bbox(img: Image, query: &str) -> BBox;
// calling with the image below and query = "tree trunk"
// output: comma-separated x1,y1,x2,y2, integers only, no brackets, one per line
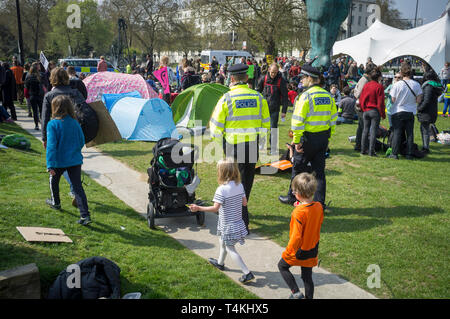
34,0,42,56
265,37,276,57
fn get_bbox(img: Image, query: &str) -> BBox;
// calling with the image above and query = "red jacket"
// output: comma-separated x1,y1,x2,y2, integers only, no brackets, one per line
359,80,386,119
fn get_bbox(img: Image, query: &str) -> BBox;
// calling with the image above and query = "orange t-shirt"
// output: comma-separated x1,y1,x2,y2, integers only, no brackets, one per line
11,66,24,84
282,202,324,267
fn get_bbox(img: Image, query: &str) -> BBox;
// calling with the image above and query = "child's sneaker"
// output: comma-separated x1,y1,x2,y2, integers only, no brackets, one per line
208,258,225,271
289,291,305,299
46,198,61,210
77,216,92,226
239,272,255,284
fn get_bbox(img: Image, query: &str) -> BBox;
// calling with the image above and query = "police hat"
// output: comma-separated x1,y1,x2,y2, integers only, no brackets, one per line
300,64,321,78
228,63,249,75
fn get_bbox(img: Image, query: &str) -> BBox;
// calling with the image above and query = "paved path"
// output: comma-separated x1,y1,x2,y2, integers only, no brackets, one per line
14,106,376,299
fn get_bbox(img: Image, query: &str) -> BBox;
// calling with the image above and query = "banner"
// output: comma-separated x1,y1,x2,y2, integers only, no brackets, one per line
266,55,274,65
40,51,49,71
153,67,170,95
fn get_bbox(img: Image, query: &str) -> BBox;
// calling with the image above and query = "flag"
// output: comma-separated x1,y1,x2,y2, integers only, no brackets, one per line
153,67,170,95
40,51,49,71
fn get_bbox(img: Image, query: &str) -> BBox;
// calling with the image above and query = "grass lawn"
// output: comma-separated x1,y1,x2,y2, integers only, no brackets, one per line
0,122,257,299
97,104,450,299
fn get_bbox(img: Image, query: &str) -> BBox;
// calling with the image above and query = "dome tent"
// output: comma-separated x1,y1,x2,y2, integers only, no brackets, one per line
83,72,158,104
110,97,178,141
102,91,143,112
171,83,230,130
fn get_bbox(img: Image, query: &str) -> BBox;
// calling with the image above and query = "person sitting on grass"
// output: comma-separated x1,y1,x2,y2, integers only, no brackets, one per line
189,158,255,284
46,95,92,226
337,86,356,124
278,172,324,299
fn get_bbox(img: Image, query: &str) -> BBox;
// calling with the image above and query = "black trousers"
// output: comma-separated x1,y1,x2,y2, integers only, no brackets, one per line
361,109,381,155
223,140,259,233
354,110,364,151
391,112,414,156
49,165,89,218
419,121,431,150
30,95,43,127
288,131,329,206
278,258,314,299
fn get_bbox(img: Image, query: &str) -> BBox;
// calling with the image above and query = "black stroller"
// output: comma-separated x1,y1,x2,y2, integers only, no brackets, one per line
146,138,205,229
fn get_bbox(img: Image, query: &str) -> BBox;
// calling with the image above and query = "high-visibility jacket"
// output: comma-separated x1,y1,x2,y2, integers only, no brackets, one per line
210,84,271,144
445,83,450,98
291,85,338,144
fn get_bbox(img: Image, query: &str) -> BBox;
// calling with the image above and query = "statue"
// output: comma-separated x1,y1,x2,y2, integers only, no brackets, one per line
304,0,351,68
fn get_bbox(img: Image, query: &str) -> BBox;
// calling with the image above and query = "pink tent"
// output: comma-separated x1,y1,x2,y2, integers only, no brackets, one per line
83,72,158,103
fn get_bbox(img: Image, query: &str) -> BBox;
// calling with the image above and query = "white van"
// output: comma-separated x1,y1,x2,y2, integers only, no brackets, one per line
200,50,253,70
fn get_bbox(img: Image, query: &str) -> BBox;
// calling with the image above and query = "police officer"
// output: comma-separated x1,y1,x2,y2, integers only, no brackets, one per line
209,63,271,233
279,64,337,209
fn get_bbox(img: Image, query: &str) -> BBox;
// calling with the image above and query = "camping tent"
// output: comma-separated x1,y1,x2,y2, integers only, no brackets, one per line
83,72,158,104
171,83,230,129
102,91,142,112
332,11,450,74
110,97,178,141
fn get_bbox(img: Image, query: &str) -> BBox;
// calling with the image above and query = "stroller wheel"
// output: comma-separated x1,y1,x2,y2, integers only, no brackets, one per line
195,211,205,226
147,202,156,229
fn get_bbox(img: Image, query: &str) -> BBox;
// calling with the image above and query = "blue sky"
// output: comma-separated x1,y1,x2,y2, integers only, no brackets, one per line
393,0,448,24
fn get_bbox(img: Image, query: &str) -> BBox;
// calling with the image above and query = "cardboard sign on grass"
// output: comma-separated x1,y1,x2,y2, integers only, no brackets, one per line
86,101,122,148
16,227,73,243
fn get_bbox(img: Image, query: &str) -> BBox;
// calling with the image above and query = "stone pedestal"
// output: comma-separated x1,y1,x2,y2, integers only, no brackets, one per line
0,263,41,299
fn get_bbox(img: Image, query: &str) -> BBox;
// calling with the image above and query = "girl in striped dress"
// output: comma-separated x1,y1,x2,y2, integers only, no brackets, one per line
189,158,254,284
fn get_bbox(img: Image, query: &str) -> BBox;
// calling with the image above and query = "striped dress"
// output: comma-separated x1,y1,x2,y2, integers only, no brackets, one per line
213,181,248,246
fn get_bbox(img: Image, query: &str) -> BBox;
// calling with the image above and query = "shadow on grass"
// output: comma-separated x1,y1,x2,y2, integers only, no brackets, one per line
0,242,70,298
251,205,445,236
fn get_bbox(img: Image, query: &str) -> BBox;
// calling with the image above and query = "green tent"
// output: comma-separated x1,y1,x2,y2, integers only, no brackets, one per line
171,83,230,129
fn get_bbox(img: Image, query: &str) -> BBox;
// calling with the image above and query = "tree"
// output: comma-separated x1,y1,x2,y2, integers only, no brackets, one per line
376,0,411,30
0,0,55,59
102,0,179,58
169,19,202,58
47,0,113,57
191,0,307,56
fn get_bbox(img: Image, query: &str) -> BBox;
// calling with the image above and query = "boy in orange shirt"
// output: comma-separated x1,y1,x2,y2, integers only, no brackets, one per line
278,172,324,299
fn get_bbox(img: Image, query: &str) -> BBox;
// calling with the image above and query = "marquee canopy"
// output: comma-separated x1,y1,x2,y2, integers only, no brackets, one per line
332,11,450,74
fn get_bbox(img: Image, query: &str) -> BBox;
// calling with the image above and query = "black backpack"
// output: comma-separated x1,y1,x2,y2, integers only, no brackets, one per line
74,100,99,144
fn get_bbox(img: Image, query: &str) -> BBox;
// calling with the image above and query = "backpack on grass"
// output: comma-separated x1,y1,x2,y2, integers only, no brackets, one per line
1,134,31,150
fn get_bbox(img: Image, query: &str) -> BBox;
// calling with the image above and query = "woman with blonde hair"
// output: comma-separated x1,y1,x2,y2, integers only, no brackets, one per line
46,95,91,225
189,158,254,284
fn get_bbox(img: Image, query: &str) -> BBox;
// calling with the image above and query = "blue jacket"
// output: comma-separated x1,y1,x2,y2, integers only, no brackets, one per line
46,115,85,169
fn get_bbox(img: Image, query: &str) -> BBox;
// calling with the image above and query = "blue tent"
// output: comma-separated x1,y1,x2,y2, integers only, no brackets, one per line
110,97,178,141
102,91,142,112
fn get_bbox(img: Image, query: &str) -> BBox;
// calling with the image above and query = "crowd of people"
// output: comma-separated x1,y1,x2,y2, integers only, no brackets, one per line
1,52,449,299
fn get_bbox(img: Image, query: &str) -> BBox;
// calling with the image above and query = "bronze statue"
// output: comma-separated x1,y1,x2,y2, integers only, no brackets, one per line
304,0,350,68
